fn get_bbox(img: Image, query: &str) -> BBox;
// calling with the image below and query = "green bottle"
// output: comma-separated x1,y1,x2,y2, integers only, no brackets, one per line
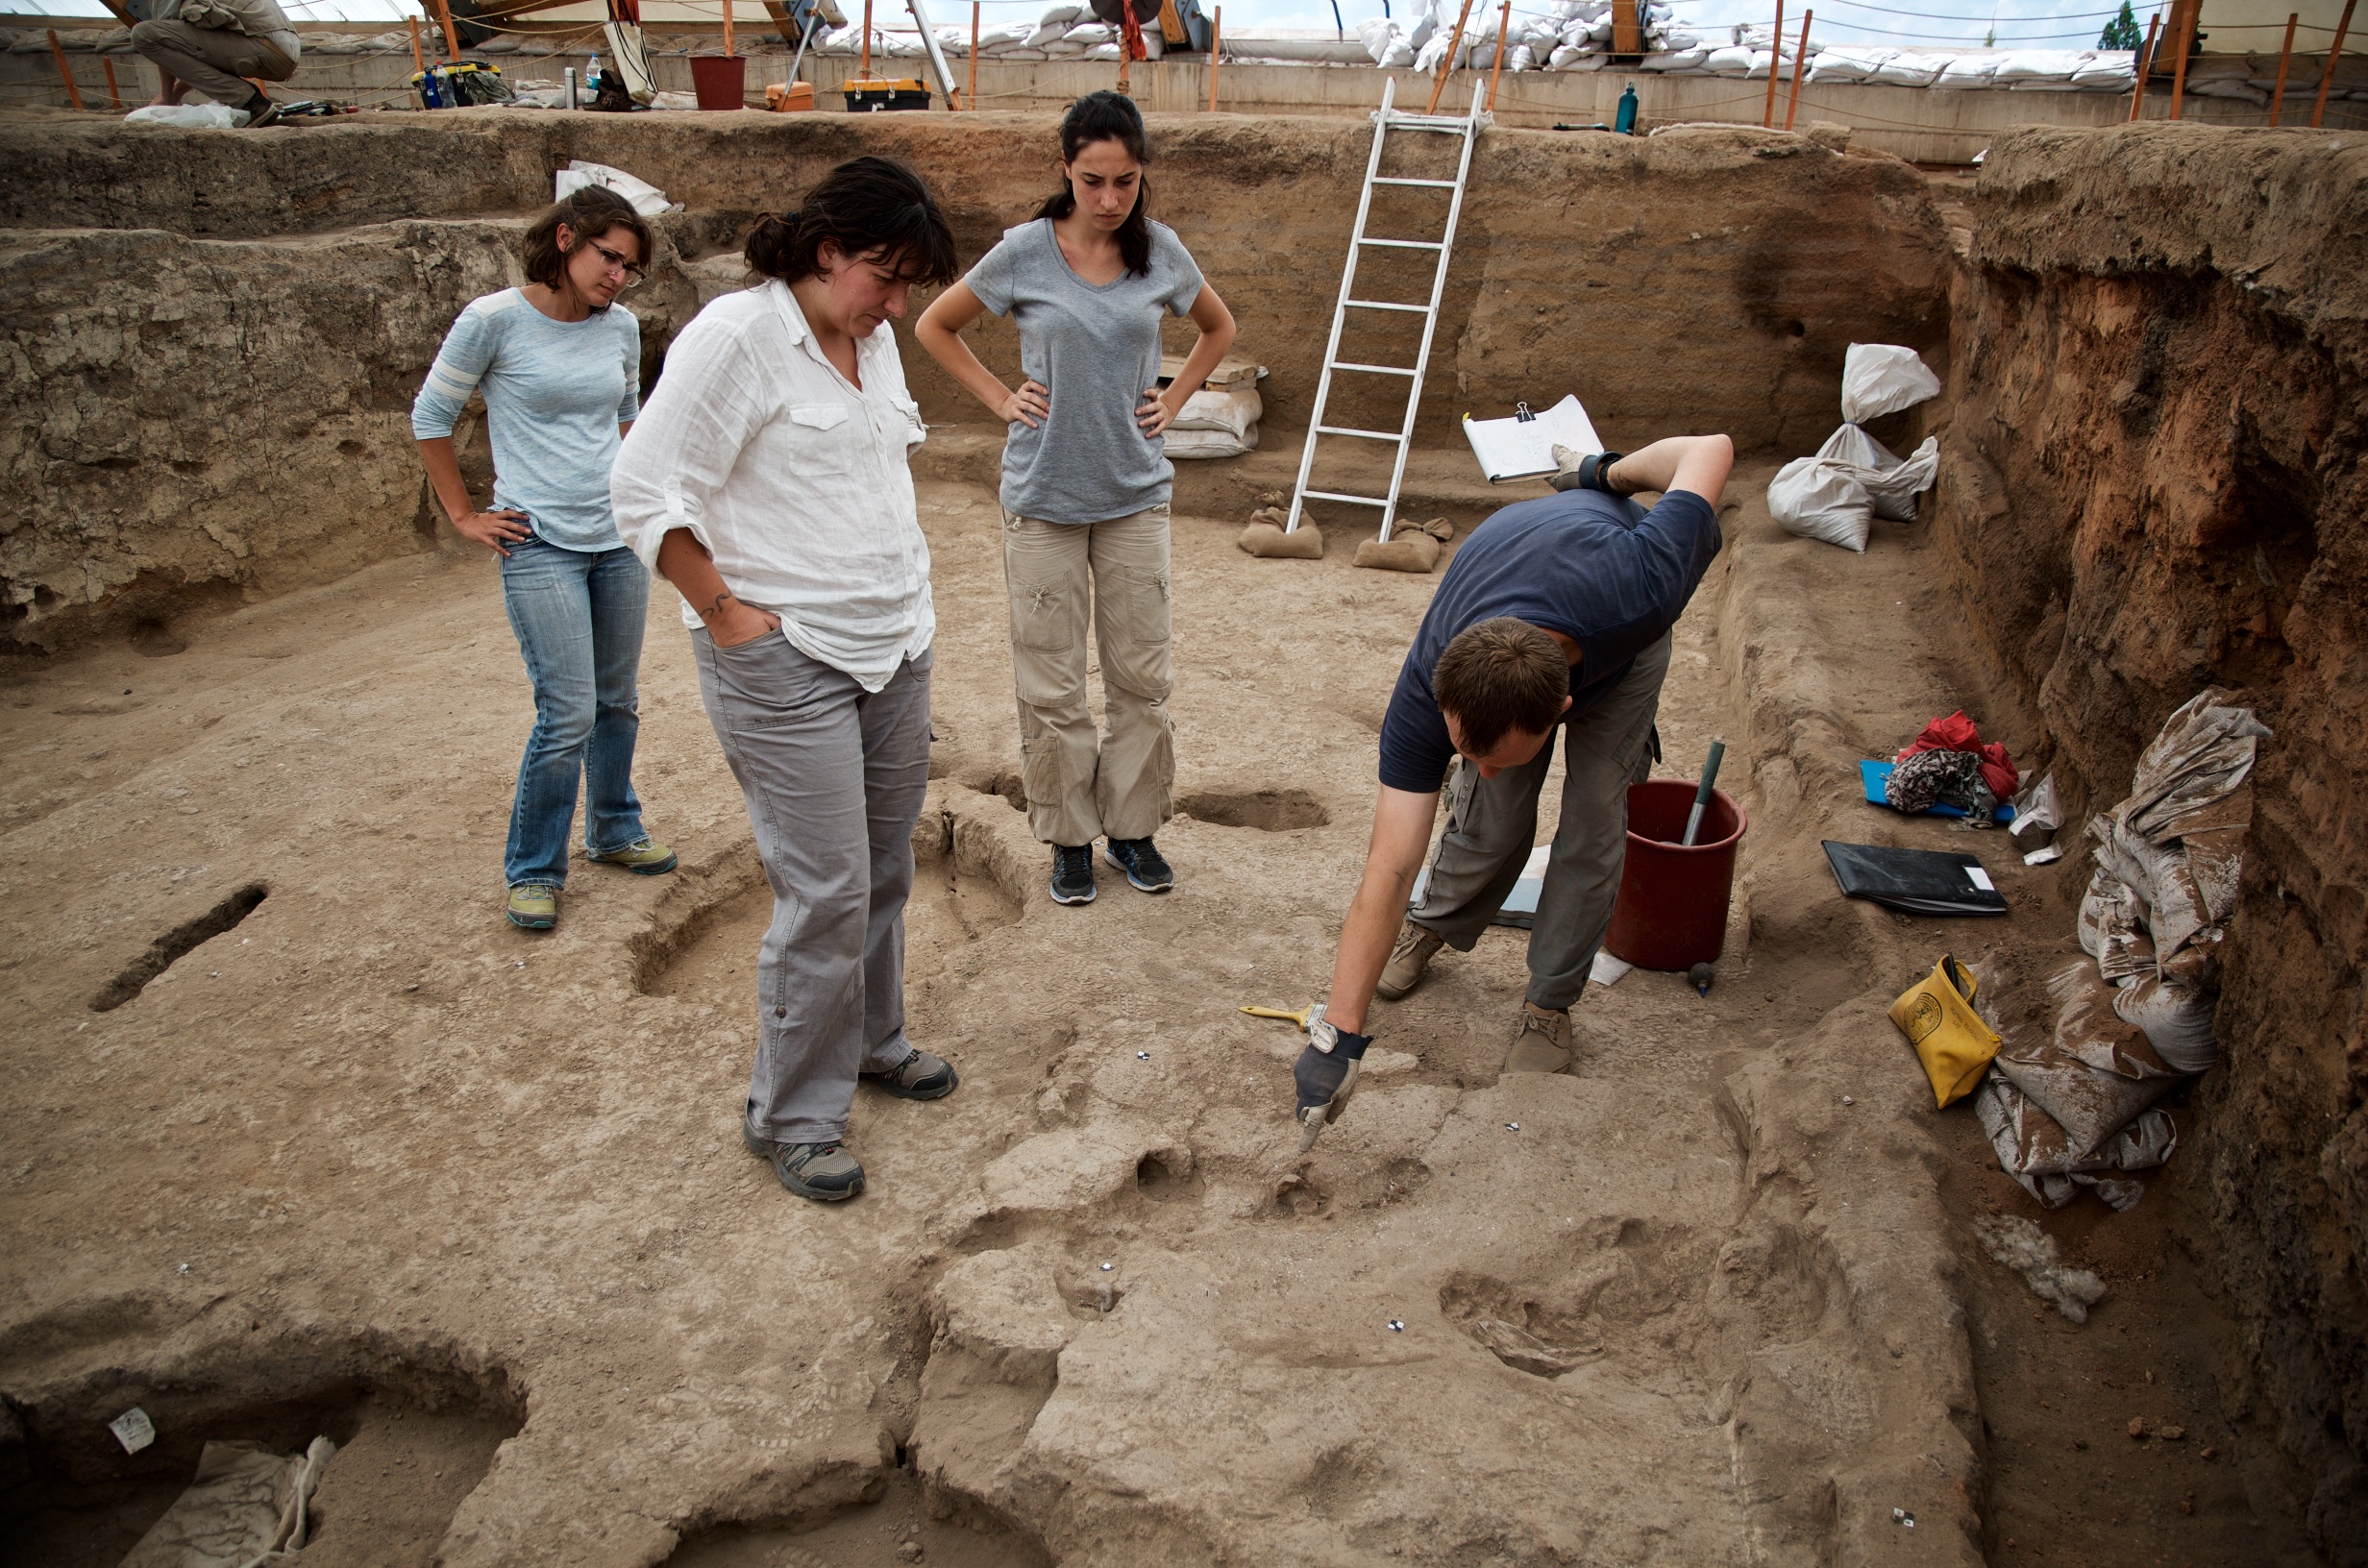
1615,81,1639,135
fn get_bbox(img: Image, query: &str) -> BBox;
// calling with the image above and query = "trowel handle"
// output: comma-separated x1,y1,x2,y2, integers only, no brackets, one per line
1681,739,1726,847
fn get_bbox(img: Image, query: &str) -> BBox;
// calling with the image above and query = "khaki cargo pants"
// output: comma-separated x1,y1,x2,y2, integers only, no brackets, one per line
1000,504,1174,848
130,19,294,107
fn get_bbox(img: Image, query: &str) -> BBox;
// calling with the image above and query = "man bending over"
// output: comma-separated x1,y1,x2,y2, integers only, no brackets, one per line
129,0,301,128
1294,433,1733,1142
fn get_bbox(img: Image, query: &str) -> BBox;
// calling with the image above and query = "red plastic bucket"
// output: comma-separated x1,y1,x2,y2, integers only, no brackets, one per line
1603,778,1747,970
688,54,749,110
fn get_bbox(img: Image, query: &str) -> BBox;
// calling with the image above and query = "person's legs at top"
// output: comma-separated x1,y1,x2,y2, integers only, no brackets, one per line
1002,511,1101,903
1379,741,1556,1000
499,536,598,922
851,649,957,1101
127,20,292,118
693,632,879,1200
1513,631,1671,1069
1088,503,1175,893
576,544,674,874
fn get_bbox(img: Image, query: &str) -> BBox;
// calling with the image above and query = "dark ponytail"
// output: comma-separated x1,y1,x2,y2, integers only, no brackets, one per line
1033,89,1153,278
744,155,959,287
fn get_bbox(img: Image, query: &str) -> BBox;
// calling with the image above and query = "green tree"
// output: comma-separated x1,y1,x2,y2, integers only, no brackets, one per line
2099,0,2144,50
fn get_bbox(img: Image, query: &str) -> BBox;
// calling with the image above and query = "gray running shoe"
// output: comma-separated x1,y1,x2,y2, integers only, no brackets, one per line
861,1048,959,1101
1376,919,1444,1001
742,1121,866,1202
1501,1002,1572,1075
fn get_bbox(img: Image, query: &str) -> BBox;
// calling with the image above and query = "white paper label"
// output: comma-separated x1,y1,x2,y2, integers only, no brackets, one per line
1965,867,1995,891
110,1407,156,1455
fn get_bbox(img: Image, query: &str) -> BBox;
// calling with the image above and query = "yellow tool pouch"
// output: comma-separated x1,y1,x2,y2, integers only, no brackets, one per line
1888,953,2001,1109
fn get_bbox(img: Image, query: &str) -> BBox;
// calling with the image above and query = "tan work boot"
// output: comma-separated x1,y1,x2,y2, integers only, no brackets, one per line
1501,1002,1572,1075
1376,919,1445,1001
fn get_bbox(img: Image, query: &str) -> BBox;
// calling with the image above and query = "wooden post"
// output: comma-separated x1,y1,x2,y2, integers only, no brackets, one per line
862,0,873,77
1610,0,1640,53
432,0,463,62
1426,0,1476,113
722,0,734,55
102,54,124,110
1485,0,1510,110
2311,0,2356,128
2127,11,2158,120
1763,0,1783,127
1119,13,1131,94
408,15,428,75
1207,5,1221,110
47,30,86,110
969,0,978,108
1783,7,1810,129
2167,0,2193,119
2268,12,2296,124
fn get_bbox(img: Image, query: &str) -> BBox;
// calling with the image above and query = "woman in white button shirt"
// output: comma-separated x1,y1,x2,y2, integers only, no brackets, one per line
610,158,959,1205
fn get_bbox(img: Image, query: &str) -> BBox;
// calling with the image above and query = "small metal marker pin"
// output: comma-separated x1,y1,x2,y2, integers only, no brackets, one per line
1892,1508,1915,1530
1841,1095,1856,1106
1388,1319,1404,1332
1505,1122,1519,1132
177,1262,189,1274
1136,1051,1149,1060
1099,1262,1114,1272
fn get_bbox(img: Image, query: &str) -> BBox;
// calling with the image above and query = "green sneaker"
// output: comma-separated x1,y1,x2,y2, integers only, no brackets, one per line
742,1121,866,1202
587,836,678,875
506,883,558,930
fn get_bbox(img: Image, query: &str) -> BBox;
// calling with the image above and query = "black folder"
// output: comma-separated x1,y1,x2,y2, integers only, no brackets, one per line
1820,841,2009,917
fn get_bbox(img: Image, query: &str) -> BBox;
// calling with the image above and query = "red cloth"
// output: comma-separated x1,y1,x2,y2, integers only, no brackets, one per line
1897,711,2018,799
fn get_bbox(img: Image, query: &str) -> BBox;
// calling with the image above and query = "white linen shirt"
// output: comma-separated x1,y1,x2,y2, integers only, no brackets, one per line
610,280,932,693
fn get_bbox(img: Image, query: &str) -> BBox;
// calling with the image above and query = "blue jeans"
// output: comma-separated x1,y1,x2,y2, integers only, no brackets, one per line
499,536,651,888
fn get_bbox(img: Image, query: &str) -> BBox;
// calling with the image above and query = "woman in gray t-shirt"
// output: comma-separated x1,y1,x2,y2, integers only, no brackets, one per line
916,90,1236,909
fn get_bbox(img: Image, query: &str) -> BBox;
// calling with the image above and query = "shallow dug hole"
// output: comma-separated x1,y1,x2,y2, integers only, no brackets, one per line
645,850,1022,1003
666,1466,1051,1568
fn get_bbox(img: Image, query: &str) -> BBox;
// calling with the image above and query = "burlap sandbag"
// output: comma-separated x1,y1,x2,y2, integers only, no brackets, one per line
1238,519,1323,558
1353,532,1441,574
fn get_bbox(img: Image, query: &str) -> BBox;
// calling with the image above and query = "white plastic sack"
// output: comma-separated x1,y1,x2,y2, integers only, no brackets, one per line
1508,43,1534,70
2071,51,2135,89
125,103,250,128
1355,15,1401,63
1641,47,1704,69
1991,48,2077,83
1062,21,1111,43
1703,43,1753,74
1167,424,1258,459
1172,386,1261,439
1819,425,1938,522
555,160,674,217
2113,972,2219,1075
1935,54,1998,88
1768,456,1874,552
1809,46,1890,83
1873,53,1945,86
1840,343,1940,423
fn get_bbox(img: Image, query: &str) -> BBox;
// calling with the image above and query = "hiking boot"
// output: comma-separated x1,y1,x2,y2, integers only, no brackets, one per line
505,883,558,930
1103,836,1173,894
586,836,678,875
742,1121,866,1202
1501,1001,1572,1075
1376,919,1444,1001
1049,844,1097,905
861,1048,959,1101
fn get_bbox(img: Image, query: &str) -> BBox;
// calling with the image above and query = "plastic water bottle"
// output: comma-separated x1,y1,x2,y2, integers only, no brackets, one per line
1615,81,1639,135
586,55,601,97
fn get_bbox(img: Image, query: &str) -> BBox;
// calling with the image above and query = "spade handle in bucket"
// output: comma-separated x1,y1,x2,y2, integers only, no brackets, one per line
1681,740,1726,847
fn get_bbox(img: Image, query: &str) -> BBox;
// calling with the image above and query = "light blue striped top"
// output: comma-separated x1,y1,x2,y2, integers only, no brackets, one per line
411,288,642,552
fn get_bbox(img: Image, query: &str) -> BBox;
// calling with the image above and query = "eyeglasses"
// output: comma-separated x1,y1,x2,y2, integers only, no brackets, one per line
588,239,647,288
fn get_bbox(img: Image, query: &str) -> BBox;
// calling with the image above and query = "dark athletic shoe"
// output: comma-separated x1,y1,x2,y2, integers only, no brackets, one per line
1103,837,1174,894
861,1048,959,1101
1050,844,1097,905
242,95,284,129
742,1120,866,1202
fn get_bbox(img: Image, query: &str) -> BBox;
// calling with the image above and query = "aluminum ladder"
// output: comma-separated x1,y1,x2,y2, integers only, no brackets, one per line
1285,74,1485,542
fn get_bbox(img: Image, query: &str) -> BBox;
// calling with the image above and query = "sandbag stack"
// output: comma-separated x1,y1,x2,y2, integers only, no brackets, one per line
1768,343,1941,552
1975,689,2271,1211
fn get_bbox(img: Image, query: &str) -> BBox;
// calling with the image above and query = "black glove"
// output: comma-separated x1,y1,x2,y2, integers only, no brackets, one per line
1293,1006,1370,1151
1294,1041,1364,1115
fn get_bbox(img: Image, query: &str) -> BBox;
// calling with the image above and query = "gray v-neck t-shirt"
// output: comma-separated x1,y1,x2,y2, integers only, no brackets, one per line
965,217,1206,525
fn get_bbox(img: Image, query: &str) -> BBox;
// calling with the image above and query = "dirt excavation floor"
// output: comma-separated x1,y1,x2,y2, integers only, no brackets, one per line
0,452,2324,1567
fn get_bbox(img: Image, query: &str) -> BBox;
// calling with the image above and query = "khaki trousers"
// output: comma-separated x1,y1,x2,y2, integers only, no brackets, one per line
130,19,294,106
1000,504,1174,847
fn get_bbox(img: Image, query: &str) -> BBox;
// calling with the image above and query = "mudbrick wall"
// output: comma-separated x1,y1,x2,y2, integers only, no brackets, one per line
0,110,1948,651
1934,122,2368,1556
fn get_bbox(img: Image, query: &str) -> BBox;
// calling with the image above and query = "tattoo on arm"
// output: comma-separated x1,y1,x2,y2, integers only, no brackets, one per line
699,590,734,622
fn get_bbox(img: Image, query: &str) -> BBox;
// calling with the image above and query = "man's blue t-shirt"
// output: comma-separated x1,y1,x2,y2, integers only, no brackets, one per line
1375,487,1722,793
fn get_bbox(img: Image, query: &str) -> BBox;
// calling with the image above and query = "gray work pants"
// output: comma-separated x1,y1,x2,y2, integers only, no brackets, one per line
1000,505,1174,847
130,19,294,106
693,631,932,1146
1411,632,1671,1013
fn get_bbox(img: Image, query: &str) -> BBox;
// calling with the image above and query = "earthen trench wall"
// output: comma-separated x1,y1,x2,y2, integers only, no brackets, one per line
5,111,2363,1554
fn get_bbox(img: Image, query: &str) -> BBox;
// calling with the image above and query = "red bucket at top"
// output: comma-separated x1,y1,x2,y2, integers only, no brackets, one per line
1603,778,1747,970
688,54,749,110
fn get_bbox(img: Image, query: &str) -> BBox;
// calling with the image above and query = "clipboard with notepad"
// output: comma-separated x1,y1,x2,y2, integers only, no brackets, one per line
1461,395,1604,483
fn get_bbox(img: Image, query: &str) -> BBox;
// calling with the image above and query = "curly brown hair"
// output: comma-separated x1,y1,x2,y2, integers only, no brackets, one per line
522,185,654,296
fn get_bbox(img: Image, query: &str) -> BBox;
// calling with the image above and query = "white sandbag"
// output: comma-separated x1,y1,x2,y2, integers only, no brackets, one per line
1508,43,1535,69
1818,426,1940,522
976,20,1033,47
556,160,673,217
1809,46,1890,82
1991,48,2078,83
1025,14,1075,46
1744,49,1783,79
2071,51,2134,88
1167,424,1259,459
1356,15,1401,62
1172,386,1261,439
2113,971,2219,1075
1768,456,1873,552
1062,21,1111,43
1641,47,1704,69
1036,1,1082,25
1413,30,1455,72
1084,40,1121,57
1935,54,1998,88
1380,38,1414,65
1840,343,1940,423
1872,53,1945,86
126,103,250,128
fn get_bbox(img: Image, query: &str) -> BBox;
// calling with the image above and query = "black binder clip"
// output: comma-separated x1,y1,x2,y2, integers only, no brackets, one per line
1514,401,1536,423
